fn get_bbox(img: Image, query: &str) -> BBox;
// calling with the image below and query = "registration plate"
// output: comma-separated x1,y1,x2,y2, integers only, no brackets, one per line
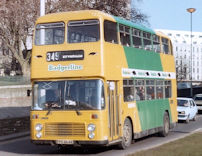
56,140,74,145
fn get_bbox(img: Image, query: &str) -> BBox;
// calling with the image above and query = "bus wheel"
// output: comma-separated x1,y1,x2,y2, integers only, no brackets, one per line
118,118,132,149
159,112,169,137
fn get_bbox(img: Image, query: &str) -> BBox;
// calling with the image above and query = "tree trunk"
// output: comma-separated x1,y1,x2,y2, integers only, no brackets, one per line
21,62,30,80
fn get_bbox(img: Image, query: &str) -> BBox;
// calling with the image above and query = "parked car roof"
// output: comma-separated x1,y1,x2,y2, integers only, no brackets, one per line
177,97,193,100
194,94,202,97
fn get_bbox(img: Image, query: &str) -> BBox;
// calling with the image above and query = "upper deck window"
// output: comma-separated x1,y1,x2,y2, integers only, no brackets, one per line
35,22,65,45
153,35,161,53
104,20,118,44
119,24,131,46
132,28,142,48
162,37,169,54
68,20,100,43
143,32,152,51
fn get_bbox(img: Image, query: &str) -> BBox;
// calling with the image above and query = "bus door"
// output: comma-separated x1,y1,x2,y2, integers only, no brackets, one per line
107,81,120,141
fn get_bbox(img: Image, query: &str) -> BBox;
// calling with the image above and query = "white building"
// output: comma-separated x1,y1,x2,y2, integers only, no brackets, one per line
156,29,202,81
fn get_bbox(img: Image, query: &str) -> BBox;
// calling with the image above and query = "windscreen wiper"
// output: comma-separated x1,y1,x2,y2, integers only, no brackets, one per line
46,102,53,116
74,101,82,116
45,102,60,116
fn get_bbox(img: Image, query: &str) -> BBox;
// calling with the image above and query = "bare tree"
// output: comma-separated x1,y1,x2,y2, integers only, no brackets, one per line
0,0,148,78
46,0,149,25
0,0,40,78
176,60,188,81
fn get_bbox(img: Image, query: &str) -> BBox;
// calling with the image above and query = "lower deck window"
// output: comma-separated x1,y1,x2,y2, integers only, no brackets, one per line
123,79,172,102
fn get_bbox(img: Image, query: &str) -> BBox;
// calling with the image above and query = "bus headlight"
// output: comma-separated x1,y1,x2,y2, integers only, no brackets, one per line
36,132,42,139
88,132,95,139
87,124,96,132
35,123,43,131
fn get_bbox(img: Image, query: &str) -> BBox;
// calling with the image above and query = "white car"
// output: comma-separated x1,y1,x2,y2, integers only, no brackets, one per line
193,94,202,111
177,97,198,123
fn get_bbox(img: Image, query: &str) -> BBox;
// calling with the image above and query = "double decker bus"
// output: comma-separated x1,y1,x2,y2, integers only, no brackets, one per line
30,10,177,149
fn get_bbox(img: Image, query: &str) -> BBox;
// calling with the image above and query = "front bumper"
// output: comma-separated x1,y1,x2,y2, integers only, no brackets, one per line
178,114,188,121
32,140,108,146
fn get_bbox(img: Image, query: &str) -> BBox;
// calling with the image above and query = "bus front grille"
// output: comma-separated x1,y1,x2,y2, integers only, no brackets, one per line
45,123,85,137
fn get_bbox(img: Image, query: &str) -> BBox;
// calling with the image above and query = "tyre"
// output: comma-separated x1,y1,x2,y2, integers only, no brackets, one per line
193,115,197,121
118,118,132,149
186,115,190,123
159,112,169,137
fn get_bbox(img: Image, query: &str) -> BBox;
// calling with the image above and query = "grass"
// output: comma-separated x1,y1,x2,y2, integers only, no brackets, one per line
128,132,202,156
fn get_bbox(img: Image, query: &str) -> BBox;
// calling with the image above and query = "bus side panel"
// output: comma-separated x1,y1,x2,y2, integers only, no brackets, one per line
160,54,178,123
123,47,163,71
136,99,171,131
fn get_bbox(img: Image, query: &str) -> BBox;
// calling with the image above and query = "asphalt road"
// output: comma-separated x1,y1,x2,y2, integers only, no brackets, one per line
0,114,202,156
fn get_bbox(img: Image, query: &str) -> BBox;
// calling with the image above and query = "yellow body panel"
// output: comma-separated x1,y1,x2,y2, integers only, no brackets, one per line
160,53,178,123
31,110,109,141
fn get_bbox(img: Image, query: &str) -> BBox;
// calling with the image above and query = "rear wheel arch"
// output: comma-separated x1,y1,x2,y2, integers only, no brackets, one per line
126,116,134,137
159,111,170,137
165,110,171,124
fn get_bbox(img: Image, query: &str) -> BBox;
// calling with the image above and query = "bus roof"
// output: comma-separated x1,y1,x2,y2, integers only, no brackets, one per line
113,16,155,34
36,10,156,35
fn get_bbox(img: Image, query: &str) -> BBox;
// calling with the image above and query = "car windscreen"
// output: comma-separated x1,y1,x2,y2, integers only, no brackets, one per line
177,99,189,107
194,96,202,100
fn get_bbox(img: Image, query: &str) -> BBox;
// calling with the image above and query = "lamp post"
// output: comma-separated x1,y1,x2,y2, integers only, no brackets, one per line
187,8,196,98
40,0,45,16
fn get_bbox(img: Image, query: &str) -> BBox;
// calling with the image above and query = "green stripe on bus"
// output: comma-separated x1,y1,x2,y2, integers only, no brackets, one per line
113,16,155,34
136,99,171,131
123,47,163,71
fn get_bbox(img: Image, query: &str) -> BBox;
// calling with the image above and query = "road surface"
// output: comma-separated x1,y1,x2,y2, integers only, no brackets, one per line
0,115,202,156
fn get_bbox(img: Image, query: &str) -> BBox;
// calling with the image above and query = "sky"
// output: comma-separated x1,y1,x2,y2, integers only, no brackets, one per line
136,0,202,32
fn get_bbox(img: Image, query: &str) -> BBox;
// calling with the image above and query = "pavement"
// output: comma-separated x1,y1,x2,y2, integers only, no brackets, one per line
0,131,30,142
0,106,30,119
0,106,30,143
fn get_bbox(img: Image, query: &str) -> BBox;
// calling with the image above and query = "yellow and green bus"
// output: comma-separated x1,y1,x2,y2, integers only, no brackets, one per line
30,10,177,149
